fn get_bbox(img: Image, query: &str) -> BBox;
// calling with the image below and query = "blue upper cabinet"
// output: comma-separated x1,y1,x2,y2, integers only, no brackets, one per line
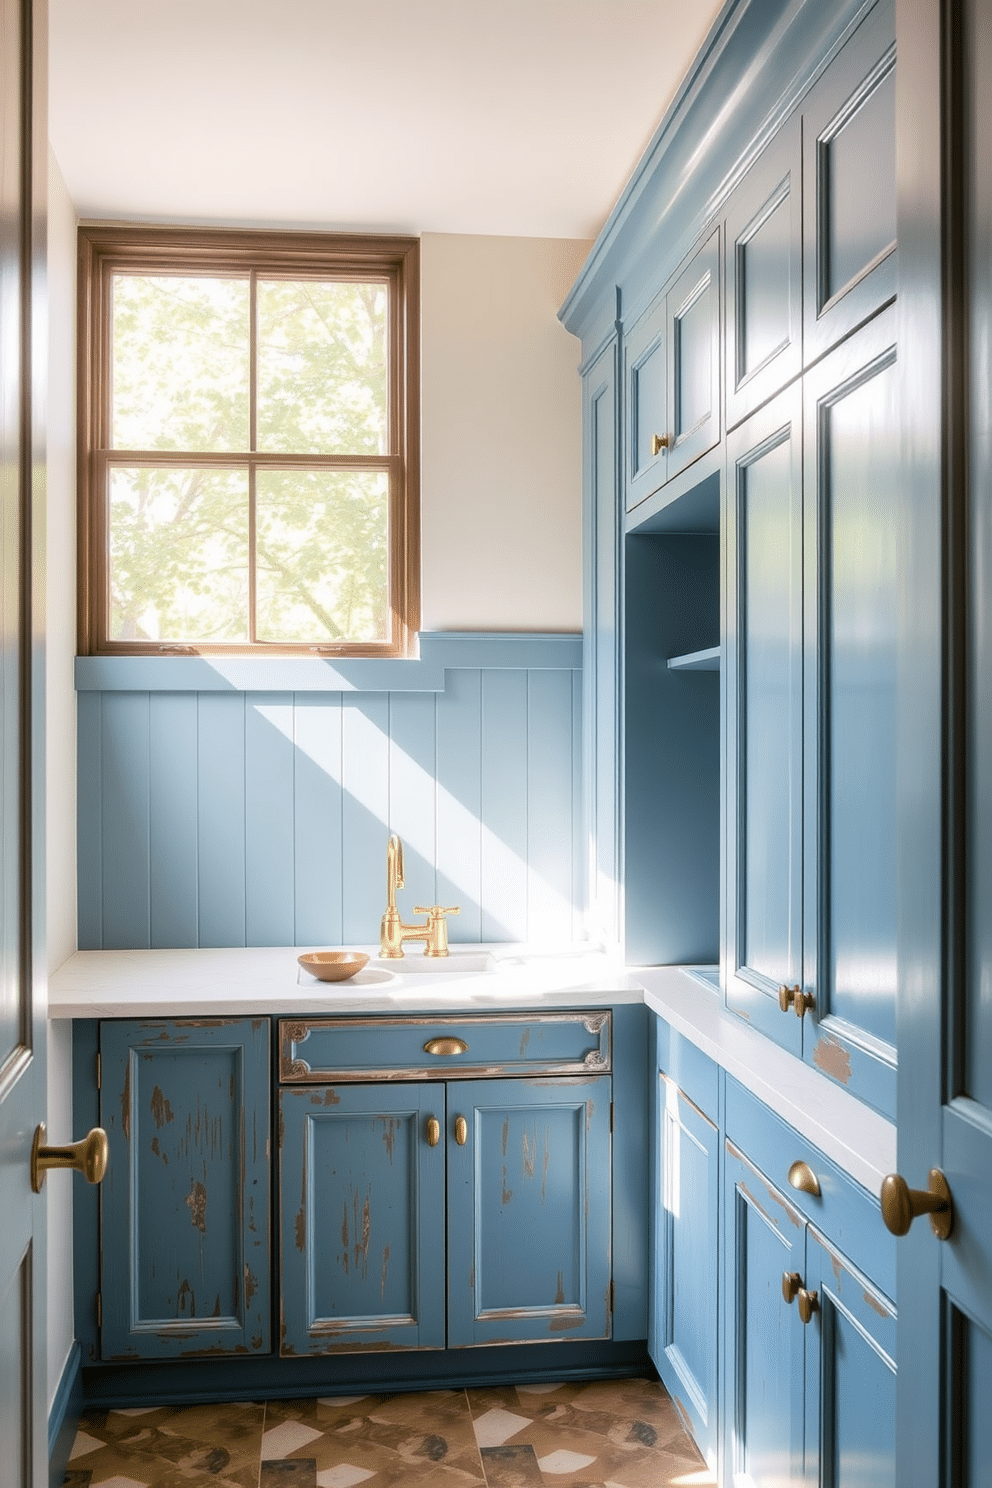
803,0,896,364
625,229,722,512
725,113,803,429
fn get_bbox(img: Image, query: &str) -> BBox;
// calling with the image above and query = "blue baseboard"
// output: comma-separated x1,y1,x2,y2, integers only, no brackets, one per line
49,1342,82,1488
78,1339,653,1410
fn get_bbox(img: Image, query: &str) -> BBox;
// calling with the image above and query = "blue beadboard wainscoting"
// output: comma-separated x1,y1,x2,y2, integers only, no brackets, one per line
75,633,583,950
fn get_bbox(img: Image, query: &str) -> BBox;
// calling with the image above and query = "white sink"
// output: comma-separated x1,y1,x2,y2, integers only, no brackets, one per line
372,949,496,974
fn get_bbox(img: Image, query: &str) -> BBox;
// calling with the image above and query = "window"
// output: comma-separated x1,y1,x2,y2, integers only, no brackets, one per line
78,226,420,657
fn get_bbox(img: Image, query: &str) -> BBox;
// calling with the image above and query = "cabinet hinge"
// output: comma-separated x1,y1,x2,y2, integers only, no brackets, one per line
96,1293,102,1329
96,1052,101,1090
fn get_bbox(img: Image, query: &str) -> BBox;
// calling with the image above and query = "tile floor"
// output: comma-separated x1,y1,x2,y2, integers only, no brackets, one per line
64,1377,716,1488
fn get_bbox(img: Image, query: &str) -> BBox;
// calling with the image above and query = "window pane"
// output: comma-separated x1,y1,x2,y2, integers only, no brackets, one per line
255,469,388,643
109,467,249,642
256,279,388,455
112,275,250,451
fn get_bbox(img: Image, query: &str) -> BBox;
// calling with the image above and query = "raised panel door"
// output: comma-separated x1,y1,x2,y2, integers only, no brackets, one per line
625,292,667,511
725,113,802,428
446,1075,612,1347
725,383,804,1054
667,229,721,482
803,0,896,363
100,1018,271,1359
279,1082,446,1355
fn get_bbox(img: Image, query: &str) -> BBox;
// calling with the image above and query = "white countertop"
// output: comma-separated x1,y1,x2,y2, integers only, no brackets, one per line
48,944,896,1194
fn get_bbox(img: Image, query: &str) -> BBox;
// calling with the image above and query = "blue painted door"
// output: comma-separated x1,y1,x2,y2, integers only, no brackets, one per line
725,382,804,1055
625,289,668,511
100,1018,271,1359
724,1141,806,1487
446,1075,612,1346
895,0,992,1476
666,229,721,482
279,1082,446,1355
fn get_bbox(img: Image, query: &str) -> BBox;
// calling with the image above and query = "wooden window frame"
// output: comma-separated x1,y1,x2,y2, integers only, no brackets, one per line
77,224,420,657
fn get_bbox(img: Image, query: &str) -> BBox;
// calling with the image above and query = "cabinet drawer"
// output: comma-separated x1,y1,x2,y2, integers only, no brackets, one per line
725,1078,895,1300
279,1010,611,1082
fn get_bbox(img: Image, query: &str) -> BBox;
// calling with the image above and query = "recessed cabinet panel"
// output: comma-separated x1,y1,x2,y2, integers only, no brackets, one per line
804,307,898,1115
279,1083,446,1354
726,115,802,427
667,230,721,482
804,0,896,362
725,384,804,1054
100,1019,271,1360
446,1075,612,1346
625,295,668,511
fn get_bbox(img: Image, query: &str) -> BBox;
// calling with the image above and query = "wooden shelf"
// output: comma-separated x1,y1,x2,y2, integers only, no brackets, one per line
667,646,720,672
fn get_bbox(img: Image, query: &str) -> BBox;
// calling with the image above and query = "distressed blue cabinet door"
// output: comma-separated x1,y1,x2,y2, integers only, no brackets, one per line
803,1228,896,1488
651,1073,719,1471
725,382,804,1055
446,1076,611,1347
723,1142,806,1487
99,1018,271,1360
279,1083,446,1355
583,338,621,952
725,112,802,429
625,290,668,511
802,0,896,364
666,229,721,483
803,305,898,1117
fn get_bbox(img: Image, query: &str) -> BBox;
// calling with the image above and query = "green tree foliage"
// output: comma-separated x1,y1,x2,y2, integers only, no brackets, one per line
109,272,390,644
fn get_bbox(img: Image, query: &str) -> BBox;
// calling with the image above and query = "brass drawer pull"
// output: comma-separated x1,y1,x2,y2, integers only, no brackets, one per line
788,1160,821,1197
454,1115,468,1146
778,983,814,1018
424,1037,468,1057
798,1288,820,1324
782,1271,801,1305
31,1124,108,1193
426,1117,440,1147
650,433,670,456
880,1169,954,1240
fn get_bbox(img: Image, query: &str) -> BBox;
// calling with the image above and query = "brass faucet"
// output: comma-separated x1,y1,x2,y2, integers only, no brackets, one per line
380,834,459,958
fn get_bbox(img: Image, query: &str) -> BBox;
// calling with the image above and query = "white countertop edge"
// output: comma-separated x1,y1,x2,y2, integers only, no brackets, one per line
636,966,896,1195
48,947,896,1193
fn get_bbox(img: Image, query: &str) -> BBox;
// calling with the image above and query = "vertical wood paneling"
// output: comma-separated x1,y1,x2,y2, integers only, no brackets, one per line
101,692,150,948
197,694,246,947
80,649,582,949
245,695,296,946
388,692,438,913
481,670,529,940
148,694,198,948
76,691,103,949
527,670,575,941
436,668,483,942
341,695,390,943
293,695,343,947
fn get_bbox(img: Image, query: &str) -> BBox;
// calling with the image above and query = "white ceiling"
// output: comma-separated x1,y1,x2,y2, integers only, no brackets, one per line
49,0,724,241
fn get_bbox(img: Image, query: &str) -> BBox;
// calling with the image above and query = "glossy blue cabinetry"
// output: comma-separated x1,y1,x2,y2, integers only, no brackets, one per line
98,1018,271,1360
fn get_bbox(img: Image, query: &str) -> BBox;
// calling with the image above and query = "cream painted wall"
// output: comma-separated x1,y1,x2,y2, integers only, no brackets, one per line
420,233,589,632
46,149,78,1408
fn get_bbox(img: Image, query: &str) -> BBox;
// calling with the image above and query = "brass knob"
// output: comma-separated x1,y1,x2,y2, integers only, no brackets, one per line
454,1115,468,1146
31,1124,108,1193
778,983,814,1018
782,1271,801,1304
798,1288,820,1324
426,1117,440,1147
788,1160,821,1197
650,433,670,456
880,1169,954,1240
424,1037,468,1057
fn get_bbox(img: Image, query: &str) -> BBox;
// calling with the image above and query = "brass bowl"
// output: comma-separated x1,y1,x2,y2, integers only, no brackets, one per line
298,950,369,983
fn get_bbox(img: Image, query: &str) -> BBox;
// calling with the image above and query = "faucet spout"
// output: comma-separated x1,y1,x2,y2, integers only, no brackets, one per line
386,833,404,913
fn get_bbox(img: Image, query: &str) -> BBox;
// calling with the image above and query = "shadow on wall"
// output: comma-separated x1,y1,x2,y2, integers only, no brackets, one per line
79,666,582,951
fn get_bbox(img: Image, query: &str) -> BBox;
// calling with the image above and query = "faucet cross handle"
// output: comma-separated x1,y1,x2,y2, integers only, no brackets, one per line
414,905,460,917
414,904,461,958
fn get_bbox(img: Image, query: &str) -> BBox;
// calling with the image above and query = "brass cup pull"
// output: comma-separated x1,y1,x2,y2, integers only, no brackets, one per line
31,1124,108,1193
454,1115,468,1146
426,1117,440,1147
778,983,814,1018
782,1270,801,1304
798,1288,820,1324
424,1037,468,1057
650,433,670,456
788,1160,821,1197
880,1169,954,1240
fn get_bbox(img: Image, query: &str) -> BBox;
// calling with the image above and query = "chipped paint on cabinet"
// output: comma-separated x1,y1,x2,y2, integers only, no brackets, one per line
99,1018,271,1360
